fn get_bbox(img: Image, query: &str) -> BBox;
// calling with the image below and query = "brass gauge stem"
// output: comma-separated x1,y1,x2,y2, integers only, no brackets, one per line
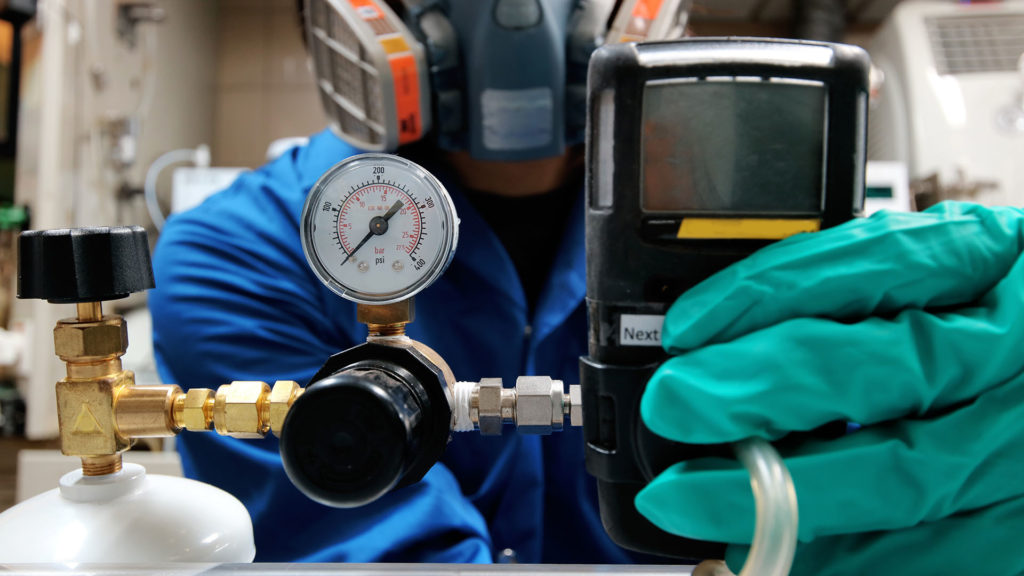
358,300,414,339
366,323,407,337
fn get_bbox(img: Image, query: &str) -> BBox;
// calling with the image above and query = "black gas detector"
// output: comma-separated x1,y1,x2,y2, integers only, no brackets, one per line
580,38,870,559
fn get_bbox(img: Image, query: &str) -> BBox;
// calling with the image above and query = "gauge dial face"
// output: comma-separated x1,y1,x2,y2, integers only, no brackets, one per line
301,154,459,304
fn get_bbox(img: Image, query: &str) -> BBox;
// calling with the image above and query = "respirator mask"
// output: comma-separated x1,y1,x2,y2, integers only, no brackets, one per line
303,0,690,161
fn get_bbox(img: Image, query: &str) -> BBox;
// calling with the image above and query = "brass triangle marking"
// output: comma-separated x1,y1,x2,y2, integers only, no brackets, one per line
72,405,104,435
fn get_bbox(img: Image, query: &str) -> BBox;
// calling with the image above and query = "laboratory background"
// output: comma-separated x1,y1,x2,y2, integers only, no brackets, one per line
0,0,1022,573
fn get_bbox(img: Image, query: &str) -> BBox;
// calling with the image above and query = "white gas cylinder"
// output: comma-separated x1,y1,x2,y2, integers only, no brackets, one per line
0,463,255,562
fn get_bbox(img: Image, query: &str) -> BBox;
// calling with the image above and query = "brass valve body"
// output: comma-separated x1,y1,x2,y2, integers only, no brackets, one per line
56,371,134,458
53,313,136,465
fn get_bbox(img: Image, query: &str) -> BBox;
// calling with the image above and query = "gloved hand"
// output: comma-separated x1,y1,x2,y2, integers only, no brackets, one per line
634,202,1024,576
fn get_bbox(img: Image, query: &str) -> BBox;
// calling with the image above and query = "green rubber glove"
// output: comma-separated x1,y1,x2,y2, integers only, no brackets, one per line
634,202,1024,576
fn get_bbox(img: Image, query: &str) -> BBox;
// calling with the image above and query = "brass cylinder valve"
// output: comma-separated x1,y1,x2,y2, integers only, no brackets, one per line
17,227,315,477
18,227,157,476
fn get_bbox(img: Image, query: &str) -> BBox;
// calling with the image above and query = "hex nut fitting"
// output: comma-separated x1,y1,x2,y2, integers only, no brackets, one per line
54,317,128,359
569,385,583,427
214,381,270,438
269,380,302,437
515,376,562,435
182,388,214,431
476,378,503,436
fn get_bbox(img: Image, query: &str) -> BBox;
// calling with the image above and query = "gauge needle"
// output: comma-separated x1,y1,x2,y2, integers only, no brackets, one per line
341,200,405,265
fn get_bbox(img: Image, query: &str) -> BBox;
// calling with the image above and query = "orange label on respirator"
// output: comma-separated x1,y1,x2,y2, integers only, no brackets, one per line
346,0,424,145
389,54,422,144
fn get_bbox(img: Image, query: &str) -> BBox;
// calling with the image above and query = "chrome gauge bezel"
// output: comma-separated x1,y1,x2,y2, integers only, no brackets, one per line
300,153,459,305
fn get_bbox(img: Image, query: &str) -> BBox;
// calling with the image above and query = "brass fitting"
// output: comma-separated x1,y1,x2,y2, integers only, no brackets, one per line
269,380,302,437
174,388,216,431
114,384,182,437
54,316,128,361
213,381,271,438
358,300,414,337
169,381,304,437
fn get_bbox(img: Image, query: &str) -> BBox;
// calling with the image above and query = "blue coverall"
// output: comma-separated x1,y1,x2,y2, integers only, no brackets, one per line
151,129,646,563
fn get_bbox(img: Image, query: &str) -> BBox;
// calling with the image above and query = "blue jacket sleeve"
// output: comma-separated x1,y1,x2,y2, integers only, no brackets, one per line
149,145,492,563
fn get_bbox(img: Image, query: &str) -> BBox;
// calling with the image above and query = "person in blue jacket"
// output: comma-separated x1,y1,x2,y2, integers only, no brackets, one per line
152,1,1024,573
152,0,621,562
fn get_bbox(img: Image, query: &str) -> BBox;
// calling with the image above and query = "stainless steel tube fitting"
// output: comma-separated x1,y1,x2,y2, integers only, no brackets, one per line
453,377,582,435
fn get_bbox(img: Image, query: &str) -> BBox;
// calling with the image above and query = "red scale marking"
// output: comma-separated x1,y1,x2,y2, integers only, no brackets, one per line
407,202,421,253
337,185,421,254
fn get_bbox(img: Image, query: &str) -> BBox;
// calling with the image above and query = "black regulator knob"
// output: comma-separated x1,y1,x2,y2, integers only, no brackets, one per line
280,343,452,508
17,226,154,303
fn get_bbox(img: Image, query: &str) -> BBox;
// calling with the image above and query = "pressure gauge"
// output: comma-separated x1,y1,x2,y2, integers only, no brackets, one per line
301,154,459,304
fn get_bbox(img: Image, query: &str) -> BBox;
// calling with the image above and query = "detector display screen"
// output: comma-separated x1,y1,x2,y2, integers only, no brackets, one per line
641,79,827,213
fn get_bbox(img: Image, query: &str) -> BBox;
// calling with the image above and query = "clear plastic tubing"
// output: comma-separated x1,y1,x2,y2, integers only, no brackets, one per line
695,438,799,576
